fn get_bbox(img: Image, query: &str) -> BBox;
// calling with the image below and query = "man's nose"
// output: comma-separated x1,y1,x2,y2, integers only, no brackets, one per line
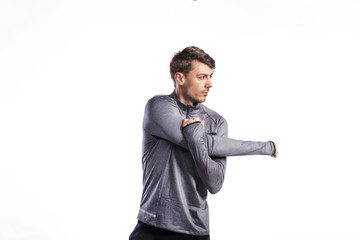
205,77,213,88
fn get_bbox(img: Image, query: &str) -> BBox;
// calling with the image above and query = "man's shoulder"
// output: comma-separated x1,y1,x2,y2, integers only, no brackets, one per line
148,93,171,101
147,93,174,104
145,93,176,110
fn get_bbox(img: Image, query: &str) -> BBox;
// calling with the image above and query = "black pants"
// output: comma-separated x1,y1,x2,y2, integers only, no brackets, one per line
129,221,210,240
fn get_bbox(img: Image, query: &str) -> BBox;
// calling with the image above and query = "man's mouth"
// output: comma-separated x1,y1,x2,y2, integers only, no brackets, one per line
202,89,209,96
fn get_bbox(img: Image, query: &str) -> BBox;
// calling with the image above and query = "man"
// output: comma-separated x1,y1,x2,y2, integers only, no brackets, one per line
129,46,278,240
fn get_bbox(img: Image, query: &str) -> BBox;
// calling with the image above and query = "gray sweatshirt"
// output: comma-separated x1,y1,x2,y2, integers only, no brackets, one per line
136,91,275,235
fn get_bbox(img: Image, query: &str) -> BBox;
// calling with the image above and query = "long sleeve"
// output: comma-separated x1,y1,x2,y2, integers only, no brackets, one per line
143,95,275,158
207,135,275,156
182,121,228,194
143,95,189,149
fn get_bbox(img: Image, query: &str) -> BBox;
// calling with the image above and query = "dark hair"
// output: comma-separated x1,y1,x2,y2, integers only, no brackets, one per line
170,46,215,86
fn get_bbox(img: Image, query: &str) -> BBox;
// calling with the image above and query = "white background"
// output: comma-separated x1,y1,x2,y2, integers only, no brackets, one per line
1,0,359,239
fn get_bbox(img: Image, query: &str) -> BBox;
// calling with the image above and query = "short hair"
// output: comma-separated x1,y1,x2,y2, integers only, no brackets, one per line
170,46,215,87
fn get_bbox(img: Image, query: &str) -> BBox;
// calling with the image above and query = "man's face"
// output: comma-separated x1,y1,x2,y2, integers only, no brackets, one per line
180,60,213,106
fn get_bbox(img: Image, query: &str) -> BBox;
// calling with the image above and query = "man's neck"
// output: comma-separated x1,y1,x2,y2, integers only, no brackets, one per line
175,88,194,106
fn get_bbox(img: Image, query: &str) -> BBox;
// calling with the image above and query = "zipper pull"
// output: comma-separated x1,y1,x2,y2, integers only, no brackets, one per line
186,105,190,118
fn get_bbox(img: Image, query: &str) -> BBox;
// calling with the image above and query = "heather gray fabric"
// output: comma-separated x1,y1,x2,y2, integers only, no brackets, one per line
136,91,275,235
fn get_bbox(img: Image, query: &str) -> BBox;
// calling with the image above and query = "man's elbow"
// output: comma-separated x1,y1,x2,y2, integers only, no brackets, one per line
207,180,224,194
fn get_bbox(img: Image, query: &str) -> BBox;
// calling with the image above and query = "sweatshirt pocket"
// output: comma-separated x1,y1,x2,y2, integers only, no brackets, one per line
156,197,209,233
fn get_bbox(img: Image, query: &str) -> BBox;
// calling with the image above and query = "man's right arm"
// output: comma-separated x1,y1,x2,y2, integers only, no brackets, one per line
143,96,276,157
143,96,189,149
207,135,276,157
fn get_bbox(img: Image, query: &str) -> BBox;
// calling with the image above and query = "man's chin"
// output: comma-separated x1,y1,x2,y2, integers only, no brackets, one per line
190,96,207,105
198,96,207,103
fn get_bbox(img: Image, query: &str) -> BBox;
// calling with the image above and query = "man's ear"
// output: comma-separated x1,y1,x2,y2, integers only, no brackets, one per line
174,72,185,86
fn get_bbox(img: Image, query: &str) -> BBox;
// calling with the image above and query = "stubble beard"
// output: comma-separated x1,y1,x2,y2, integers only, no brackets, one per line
194,93,207,104
183,88,209,105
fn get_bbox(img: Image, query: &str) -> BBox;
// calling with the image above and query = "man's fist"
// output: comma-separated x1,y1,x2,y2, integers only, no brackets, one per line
271,141,278,158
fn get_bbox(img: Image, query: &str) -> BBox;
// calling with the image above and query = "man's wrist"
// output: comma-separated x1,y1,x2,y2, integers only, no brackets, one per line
270,141,276,156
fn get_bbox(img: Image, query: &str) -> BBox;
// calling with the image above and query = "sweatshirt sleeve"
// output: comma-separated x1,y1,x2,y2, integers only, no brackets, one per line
143,96,189,149
182,121,227,194
143,95,275,157
207,135,275,157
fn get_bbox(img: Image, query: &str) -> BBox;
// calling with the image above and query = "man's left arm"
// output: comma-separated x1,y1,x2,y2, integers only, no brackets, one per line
182,118,228,194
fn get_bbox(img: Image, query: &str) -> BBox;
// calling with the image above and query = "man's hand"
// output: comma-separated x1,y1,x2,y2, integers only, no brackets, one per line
182,117,205,127
271,141,278,158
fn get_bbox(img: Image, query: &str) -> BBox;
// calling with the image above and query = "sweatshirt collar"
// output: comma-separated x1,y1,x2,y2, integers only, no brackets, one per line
170,91,202,113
